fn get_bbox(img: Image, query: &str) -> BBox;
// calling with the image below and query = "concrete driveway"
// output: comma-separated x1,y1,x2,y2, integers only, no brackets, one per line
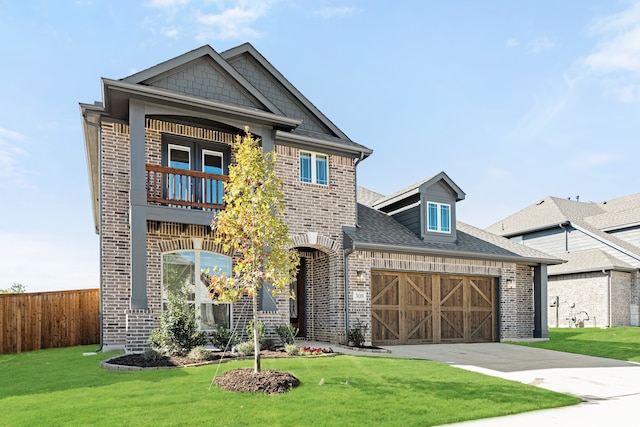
302,341,640,425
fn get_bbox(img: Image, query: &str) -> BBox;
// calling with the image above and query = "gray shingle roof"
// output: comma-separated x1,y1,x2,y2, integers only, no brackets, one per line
347,204,563,265
487,194,640,235
548,250,635,275
357,187,385,207
485,196,604,236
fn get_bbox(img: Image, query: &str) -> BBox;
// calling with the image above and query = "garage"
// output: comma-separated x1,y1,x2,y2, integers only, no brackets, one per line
371,271,497,345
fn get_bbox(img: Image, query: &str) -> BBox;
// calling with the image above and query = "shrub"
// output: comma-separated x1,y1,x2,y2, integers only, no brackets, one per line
187,346,214,361
284,343,299,356
235,341,255,356
209,324,238,351
348,320,368,347
147,283,206,356
275,324,299,345
262,338,276,351
142,348,162,362
246,319,265,343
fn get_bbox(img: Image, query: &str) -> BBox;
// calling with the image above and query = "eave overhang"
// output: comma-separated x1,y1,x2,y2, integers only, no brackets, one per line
275,130,372,159
102,78,302,129
349,241,566,267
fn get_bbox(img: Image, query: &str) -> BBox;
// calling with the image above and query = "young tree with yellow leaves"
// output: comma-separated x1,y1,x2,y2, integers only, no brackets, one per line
207,127,299,373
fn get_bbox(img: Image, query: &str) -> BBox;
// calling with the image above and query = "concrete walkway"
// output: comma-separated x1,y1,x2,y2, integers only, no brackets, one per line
298,341,640,425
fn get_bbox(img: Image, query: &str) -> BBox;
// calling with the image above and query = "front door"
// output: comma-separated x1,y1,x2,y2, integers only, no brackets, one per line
290,258,306,337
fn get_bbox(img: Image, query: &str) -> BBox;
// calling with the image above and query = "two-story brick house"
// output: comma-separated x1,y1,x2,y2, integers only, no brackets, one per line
81,44,562,353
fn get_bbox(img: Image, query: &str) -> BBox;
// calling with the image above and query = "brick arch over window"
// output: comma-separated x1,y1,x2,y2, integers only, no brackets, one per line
157,237,233,256
290,232,340,253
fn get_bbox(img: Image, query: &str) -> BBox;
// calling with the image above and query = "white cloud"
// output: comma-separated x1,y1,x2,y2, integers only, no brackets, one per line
0,231,99,292
313,6,356,19
195,1,272,41
165,27,179,38
505,38,519,48
583,1,640,102
0,127,28,185
528,35,554,53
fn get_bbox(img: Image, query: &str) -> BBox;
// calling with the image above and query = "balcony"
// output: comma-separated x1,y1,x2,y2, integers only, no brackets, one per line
146,164,228,211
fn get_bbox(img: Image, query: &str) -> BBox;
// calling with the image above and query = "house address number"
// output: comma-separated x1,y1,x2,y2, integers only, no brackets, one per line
353,291,366,302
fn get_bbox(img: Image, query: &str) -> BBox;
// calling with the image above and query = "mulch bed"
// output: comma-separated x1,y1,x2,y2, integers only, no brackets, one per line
105,350,301,394
214,368,300,394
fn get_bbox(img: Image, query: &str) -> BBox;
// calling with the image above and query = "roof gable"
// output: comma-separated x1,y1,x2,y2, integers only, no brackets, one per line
486,196,604,236
372,171,465,211
121,45,282,114
221,43,349,140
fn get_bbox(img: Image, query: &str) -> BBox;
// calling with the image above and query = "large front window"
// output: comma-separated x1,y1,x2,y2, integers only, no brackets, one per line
427,202,451,233
162,251,232,330
300,151,328,185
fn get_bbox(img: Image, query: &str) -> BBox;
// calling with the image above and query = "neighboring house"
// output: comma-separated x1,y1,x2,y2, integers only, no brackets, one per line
486,195,640,328
81,44,562,353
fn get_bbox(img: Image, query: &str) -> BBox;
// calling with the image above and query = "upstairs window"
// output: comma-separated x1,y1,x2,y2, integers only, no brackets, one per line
161,135,230,208
427,202,451,233
300,151,328,186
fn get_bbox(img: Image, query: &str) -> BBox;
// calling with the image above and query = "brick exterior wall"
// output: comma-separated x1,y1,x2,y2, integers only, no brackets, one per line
100,122,132,351
99,115,541,351
352,251,536,342
549,272,609,327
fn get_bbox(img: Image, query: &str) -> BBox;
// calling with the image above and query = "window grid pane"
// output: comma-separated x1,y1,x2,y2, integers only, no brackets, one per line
300,153,312,183
428,203,438,231
441,204,450,232
316,155,328,185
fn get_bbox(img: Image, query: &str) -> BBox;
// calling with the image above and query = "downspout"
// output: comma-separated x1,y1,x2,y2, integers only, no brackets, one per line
354,152,365,227
604,269,611,327
343,152,366,342
84,114,104,352
558,222,568,252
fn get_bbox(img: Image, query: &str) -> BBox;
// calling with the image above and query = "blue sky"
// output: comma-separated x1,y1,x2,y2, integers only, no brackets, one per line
1,0,639,292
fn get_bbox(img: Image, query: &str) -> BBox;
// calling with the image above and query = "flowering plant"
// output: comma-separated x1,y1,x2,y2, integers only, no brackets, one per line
299,346,333,355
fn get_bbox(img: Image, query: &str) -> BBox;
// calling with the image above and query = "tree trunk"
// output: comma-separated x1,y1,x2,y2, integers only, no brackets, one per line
253,294,261,373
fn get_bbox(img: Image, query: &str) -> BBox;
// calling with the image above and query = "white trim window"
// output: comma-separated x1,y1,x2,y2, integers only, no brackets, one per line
300,151,328,185
427,202,451,233
161,250,232,331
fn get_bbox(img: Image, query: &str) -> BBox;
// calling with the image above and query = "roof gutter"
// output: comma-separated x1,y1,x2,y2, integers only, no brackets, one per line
497,221,570,238
275,130,373,159
351,241,565,266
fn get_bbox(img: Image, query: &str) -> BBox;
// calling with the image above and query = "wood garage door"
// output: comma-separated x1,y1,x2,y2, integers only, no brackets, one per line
371,272,497,345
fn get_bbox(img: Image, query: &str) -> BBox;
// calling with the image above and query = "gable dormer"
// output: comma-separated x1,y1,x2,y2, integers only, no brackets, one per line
371,172,465,243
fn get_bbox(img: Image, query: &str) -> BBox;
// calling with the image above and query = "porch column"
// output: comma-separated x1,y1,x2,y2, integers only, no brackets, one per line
129,99,148,309
533,264,548,338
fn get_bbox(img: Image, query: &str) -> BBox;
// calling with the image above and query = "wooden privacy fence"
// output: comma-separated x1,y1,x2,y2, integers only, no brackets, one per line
0,289,99,354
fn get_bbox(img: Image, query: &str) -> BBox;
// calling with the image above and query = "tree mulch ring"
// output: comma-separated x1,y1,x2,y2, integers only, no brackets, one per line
105,349,291,368
214,368,300,394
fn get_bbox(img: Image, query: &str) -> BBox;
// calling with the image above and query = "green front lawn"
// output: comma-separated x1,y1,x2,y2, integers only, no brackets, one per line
514,327,640,362
0,346,578,426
